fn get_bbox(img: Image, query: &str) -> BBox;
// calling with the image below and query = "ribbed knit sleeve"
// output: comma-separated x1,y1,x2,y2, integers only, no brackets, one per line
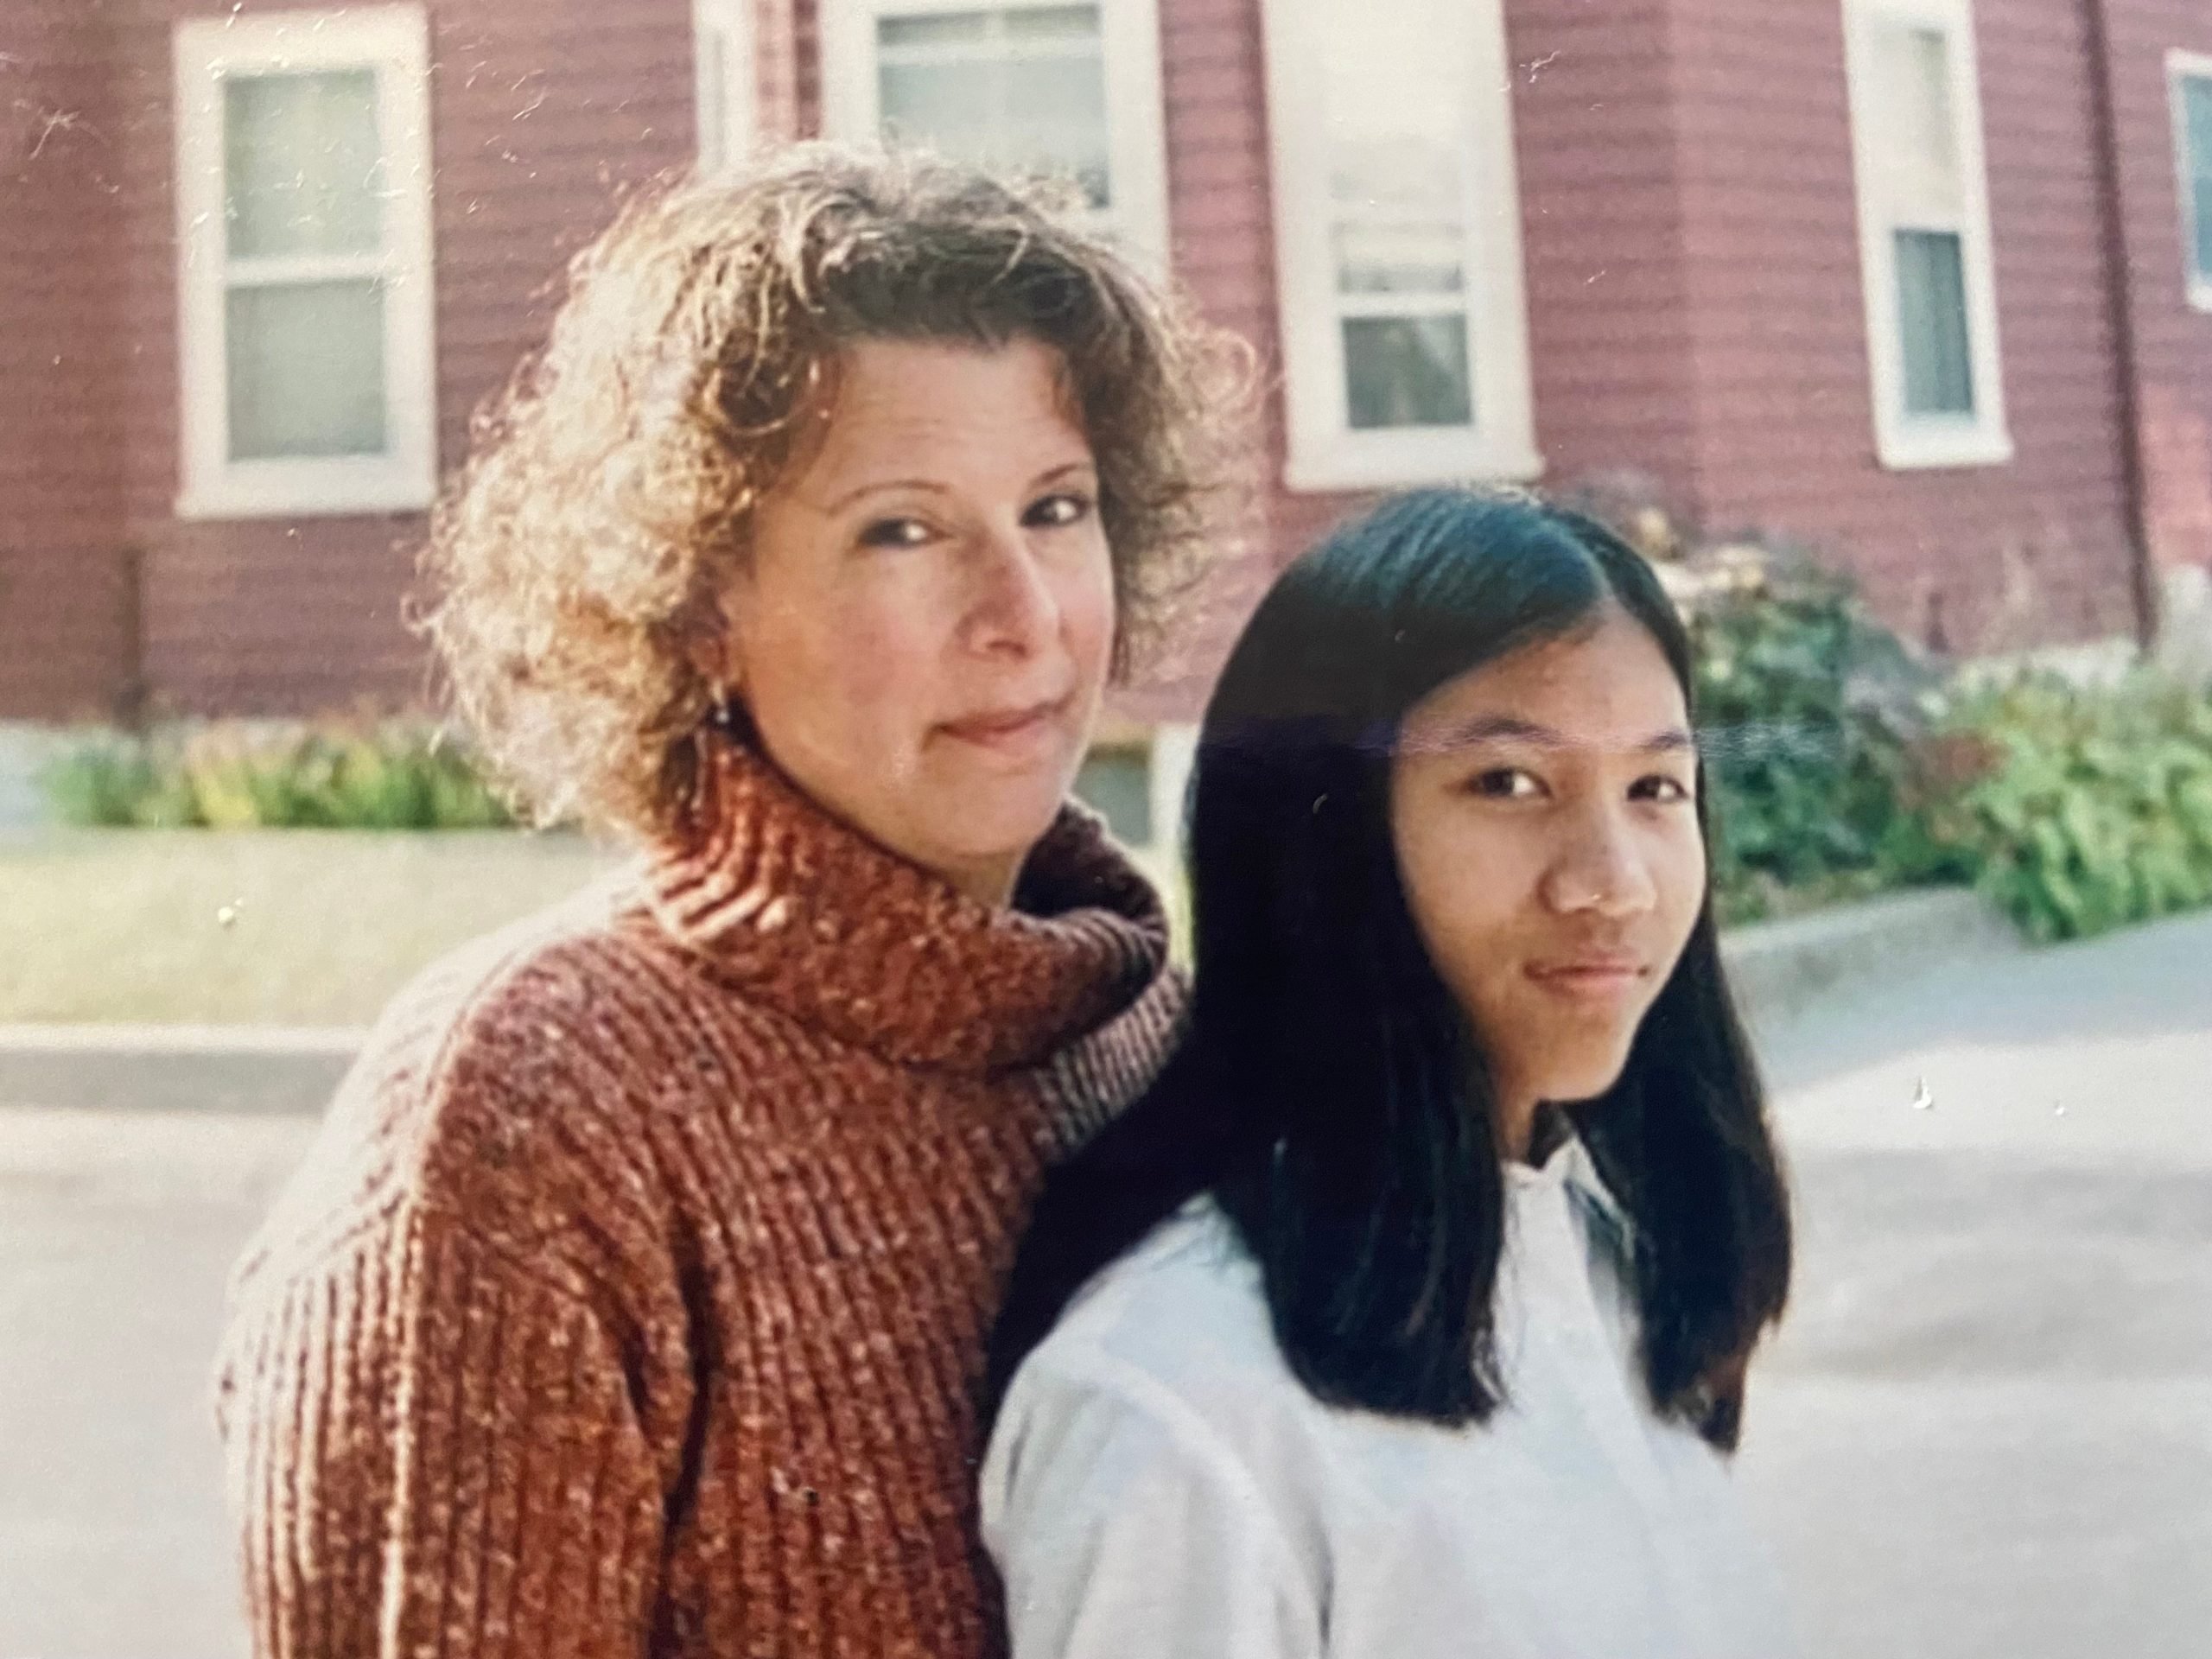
219,1207,670,1659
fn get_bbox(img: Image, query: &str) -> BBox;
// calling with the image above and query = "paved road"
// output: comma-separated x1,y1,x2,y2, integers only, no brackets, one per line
2,909,2208,1658
1733,907,2212,1659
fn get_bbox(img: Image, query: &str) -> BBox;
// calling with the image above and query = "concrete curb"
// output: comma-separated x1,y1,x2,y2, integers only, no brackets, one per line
0,887,2021,1116
1719,885,2022,1034
0,1023,365,1116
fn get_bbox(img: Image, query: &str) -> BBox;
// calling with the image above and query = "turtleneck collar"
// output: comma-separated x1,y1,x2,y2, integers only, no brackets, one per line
639,732,1173,1074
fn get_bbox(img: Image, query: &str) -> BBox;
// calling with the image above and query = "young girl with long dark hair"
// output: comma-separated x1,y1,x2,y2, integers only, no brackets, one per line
982,488,1799,1657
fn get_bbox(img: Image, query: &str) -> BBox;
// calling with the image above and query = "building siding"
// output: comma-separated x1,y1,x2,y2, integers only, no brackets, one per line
2,0,2203,725
0,1,135,718
2101,2,2212,581
1665,0,2144,654
105,0,695,715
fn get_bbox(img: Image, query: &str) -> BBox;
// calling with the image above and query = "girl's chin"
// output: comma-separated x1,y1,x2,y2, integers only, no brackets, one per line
1522,1047,1638,1109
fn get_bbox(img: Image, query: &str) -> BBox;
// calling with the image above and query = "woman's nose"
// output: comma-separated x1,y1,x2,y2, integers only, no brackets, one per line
1541,805,1658,918
962,525,1060,658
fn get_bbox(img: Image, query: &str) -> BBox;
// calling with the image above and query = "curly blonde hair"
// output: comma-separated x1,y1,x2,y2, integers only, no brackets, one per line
416,143,1251,840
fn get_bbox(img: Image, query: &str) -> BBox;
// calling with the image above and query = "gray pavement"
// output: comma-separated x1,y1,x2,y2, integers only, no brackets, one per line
1737,907,2212,1659
0,909,2208,1658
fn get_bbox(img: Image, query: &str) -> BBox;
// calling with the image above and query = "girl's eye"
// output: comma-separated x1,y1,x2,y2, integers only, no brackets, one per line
857,516,934,550
1024,491,1094,530
1631,773,1696,804
1468,767,1543,800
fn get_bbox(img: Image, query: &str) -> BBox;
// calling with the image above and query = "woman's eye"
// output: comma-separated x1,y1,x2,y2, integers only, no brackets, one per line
1024,491,1094,530
857,516,934,550
1631,773,1696,804
1468,767,1542,800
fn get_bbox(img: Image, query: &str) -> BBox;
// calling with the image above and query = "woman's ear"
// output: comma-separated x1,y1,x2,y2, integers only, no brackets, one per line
683,588,747,710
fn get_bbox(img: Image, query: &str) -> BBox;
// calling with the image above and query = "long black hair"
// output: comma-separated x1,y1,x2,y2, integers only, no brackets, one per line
988,488,1792,1450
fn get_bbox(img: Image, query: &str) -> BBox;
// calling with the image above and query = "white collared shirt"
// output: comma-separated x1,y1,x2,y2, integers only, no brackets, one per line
981,1140,1801,1659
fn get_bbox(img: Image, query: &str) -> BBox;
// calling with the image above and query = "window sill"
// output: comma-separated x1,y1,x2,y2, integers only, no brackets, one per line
1872,423,2013,473
1282,436,1544,497
176,467,436,523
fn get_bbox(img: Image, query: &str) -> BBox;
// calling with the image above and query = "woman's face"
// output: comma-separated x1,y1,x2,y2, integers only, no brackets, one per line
1388,606,1707,1147
719,335,1116,905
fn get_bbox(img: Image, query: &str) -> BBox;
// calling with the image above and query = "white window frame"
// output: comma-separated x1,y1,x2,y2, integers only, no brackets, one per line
2166,49,2212,313
1842,0,2012,471
819,0,1172,275
1260,0,1538,495
174,4,437,520
695,0,755,175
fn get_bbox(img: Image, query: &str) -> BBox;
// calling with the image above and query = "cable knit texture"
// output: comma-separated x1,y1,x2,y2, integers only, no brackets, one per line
213,734,1184,1659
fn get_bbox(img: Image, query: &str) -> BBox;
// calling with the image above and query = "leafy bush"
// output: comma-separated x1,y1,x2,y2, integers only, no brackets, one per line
1657,539,1942,923
41,719,514,830
1906,671,2212,941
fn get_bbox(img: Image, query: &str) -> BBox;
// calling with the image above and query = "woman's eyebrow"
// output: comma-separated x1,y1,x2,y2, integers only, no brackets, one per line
1029,459,1096,490
825,478,950,515
1423,715,1696,754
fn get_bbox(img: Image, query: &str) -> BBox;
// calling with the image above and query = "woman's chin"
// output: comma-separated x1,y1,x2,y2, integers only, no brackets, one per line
917,791,1077,887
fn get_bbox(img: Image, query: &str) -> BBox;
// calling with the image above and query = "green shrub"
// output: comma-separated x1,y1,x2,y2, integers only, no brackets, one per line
1907,671,2212,942
1662,540,1942,923
41,719,514,830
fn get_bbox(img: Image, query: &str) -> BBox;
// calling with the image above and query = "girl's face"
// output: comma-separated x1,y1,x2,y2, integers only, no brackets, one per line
1387,606,1707,1150
716,335,1116,906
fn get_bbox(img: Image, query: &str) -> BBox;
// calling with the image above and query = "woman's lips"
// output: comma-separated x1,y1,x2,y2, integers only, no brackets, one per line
938,696,1071,755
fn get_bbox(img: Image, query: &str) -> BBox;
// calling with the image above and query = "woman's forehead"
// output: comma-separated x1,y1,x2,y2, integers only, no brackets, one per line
789,336,1090,488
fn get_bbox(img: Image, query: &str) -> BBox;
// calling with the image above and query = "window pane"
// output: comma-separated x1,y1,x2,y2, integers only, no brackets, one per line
1895,229,1975,416
1318,1,1468,302
1344,315,1474,429
226,280,388,458
2186,78,2212,279
879,10,990,48
1334,214,1466,296
225,69,384,260
1865,22,1963,223
875,6,1109,208
1005,4,1097,43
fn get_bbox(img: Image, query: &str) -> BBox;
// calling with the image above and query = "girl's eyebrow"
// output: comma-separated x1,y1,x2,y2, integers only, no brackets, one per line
1420,714,1696,755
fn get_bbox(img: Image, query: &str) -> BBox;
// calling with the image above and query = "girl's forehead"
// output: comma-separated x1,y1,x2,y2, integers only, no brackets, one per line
1399,613,1689,753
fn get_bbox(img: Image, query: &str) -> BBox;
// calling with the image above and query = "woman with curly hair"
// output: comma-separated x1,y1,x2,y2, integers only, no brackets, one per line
213,144,1243,1659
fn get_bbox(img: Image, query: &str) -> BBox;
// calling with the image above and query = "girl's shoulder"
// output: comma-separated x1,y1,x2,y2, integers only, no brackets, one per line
1003,1196,1300,1435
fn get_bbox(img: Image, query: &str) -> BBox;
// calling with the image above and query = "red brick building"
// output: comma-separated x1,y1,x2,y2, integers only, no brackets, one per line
5,0,2210,785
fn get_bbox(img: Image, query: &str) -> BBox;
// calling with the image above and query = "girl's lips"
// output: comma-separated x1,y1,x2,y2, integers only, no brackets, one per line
1524,959,1648,1000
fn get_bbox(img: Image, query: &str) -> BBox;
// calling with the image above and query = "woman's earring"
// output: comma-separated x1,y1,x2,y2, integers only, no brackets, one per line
707,680,753,741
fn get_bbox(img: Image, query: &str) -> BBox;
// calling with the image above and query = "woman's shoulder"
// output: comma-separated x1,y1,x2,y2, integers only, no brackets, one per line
238,869,728,1277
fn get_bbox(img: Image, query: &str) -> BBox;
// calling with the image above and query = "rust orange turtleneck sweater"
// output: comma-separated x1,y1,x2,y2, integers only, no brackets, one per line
213,734,1184,1659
